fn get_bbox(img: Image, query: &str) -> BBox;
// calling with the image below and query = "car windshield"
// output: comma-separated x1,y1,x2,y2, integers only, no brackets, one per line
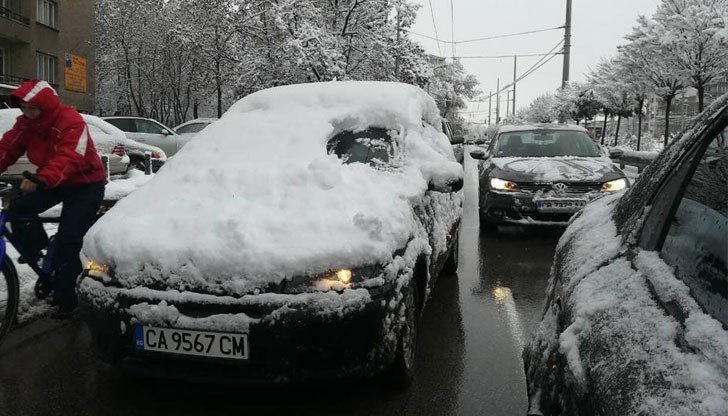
327,127,395,167
494,130,601,158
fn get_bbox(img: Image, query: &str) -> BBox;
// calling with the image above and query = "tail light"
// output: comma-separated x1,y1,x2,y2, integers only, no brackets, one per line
151,150,161,159
112,144,126,156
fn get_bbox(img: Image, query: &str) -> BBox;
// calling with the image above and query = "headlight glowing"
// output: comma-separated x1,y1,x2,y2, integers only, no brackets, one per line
601,178,627,192
84,260,111,278
336,269,352,284
490,178,519,191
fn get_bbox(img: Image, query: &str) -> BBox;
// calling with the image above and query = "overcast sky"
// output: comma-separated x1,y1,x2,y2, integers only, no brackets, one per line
411,0,661,122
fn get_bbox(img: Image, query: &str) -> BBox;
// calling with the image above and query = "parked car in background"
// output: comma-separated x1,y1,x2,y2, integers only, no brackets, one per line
442,119,465,164
470,124,627,232
79,81,463,386
103,116,189,157
523,95,728,415
0,109,124,182
174,118,217,137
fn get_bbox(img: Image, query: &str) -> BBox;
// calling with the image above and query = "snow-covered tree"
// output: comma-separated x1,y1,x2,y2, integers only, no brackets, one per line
523,93,558,123
427,59,481,133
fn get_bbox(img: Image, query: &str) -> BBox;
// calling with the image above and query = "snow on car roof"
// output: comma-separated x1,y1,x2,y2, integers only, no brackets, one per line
497,124,588,134
83,81,462,290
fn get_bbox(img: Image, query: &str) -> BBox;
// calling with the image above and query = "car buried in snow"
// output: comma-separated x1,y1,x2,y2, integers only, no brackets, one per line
523,94,728,415
469,124,628,232
79,81,463,385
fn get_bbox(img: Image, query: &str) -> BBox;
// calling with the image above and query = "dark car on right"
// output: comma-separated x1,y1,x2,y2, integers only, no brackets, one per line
470,124,627,232
523,95,728,415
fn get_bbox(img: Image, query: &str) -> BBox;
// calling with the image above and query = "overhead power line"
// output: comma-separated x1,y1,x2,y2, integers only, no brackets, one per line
455,52,562,60
427,0,442,56
404,26,564,45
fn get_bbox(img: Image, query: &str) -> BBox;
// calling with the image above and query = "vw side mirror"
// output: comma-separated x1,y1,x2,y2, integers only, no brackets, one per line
470,149,487,160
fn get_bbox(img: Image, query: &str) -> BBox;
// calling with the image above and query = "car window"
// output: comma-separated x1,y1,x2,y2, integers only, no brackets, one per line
134,119,166,134
326,128,395,167
442,121,453,139
176,123,207,134
105,118,136,132
660,132,727,326
493,130,601,158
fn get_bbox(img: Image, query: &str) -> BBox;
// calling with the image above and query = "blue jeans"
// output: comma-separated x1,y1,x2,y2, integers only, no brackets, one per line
6,181,105,307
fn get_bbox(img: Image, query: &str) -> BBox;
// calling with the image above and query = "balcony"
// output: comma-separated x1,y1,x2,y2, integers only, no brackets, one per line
0,5,30,26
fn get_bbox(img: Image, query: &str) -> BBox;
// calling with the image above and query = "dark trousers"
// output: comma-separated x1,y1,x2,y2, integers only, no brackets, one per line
6,182,105,306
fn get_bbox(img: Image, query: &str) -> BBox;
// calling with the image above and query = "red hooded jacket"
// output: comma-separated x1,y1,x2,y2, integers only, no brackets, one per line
0,80,105,188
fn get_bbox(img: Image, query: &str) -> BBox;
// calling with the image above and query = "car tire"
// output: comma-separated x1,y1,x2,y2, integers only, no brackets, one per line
442,237,459,274
385,281,419,388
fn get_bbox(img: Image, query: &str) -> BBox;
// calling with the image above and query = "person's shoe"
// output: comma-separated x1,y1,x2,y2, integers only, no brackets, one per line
51,303,79,320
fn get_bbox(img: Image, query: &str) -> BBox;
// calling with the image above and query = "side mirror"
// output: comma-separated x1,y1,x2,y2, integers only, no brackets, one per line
608,149,624,160
428,177,464,193
451,135,465,145
474,138,486,145
470,149,487,160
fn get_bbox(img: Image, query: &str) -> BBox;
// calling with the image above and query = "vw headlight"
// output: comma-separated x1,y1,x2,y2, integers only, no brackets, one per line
83,259,114,281
490,178,519,191
285,266,381,294
601,178,627,192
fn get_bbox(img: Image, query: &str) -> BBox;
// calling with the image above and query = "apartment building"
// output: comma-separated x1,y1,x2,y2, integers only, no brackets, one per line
0,0,95,112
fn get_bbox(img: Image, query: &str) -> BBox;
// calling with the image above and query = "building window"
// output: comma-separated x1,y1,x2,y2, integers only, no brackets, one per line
36,0,56,28
0,47,5,76
36,52,56,83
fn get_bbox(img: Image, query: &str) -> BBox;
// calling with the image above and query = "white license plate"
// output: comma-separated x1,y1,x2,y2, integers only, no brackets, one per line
536,200,586,213
133,325,249,360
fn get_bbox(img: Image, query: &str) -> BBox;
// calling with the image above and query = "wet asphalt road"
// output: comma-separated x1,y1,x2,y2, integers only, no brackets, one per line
0,152,561,416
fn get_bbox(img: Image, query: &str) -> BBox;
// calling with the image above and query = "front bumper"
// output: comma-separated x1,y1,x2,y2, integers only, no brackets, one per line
480,189,598,226
78,278,401,384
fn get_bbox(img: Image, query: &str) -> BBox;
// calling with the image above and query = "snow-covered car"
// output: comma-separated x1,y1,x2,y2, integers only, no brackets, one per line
469,124,627,232
442,119,465,164
78,81,463,385
102,116,188,157
174,118,217,138
523,95,728,415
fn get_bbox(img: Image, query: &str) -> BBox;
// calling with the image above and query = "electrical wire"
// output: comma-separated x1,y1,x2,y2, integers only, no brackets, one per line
427,0,442,56
404,25,564,45
456,52,562,59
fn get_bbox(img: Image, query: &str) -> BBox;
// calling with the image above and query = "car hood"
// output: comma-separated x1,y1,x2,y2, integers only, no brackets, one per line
82,81,463,294
489,156,623,183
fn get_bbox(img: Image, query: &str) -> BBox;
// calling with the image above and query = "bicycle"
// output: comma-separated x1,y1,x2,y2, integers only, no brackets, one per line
0,181,110,347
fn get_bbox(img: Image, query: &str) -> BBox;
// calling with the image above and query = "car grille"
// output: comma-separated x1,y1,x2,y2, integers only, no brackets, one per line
517,182,602,194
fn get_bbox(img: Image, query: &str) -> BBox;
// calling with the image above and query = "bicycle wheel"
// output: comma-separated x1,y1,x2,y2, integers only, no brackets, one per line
0,254,19,346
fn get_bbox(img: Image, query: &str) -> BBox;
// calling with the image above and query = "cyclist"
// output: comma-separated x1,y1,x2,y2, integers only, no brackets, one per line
0,80,105,319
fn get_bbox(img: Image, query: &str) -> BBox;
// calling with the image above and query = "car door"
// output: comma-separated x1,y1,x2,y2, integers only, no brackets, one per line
130,119,179,157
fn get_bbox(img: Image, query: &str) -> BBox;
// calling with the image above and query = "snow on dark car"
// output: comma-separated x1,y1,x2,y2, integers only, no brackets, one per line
522,94,728,415
470,124,627,232
79,81,463,385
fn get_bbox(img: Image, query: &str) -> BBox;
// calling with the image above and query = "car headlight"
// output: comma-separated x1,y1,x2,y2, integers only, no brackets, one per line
490,177,519,191
601,178,627,192
82,259,114,282
284,266,382,294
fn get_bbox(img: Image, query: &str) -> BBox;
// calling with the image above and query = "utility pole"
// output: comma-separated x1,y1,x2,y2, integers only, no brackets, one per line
506,91,511,117
496,78,500,124
562,0,572,88
488,91,492,125
512,55,517,115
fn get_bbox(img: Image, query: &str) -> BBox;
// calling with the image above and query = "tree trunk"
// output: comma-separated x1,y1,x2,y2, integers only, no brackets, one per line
664,95,673,147
697,85,705,113
194,101,199,119
637,112,642,151
613,114,621,147
601,111,608,146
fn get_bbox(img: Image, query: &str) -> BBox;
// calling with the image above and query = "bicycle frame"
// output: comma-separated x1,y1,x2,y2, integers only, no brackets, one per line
0,210,61,284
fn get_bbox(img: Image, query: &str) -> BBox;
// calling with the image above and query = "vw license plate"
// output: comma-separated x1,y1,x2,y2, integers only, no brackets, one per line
133,325,249,360
536,200,586,213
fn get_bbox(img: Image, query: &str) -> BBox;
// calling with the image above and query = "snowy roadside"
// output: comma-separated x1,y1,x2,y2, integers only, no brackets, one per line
9,170,155,325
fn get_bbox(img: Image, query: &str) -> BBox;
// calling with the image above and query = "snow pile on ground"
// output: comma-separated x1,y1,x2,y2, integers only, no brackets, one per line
105,169,155,201
83,81,462,292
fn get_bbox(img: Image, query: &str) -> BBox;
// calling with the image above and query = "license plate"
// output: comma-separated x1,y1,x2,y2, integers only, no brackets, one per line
535,200,586,213
133,325,249,360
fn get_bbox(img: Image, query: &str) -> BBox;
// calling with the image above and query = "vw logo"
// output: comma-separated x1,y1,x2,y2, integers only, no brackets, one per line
552,183,568,193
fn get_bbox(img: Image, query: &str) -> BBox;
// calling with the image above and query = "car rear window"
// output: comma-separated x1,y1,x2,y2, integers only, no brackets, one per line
176,123,208,134
494,130,601,158
327,128,395,167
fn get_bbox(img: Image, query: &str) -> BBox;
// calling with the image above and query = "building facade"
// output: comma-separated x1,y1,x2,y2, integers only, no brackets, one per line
0,0,95,112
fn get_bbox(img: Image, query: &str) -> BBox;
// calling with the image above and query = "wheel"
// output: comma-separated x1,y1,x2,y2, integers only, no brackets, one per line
386,281,419,388
0,254,20,346
442,237,459,274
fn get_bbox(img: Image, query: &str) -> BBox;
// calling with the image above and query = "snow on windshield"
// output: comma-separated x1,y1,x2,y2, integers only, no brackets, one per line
83,81,462,290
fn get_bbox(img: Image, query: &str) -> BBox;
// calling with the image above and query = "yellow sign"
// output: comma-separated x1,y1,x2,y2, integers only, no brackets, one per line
64,53,87,93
